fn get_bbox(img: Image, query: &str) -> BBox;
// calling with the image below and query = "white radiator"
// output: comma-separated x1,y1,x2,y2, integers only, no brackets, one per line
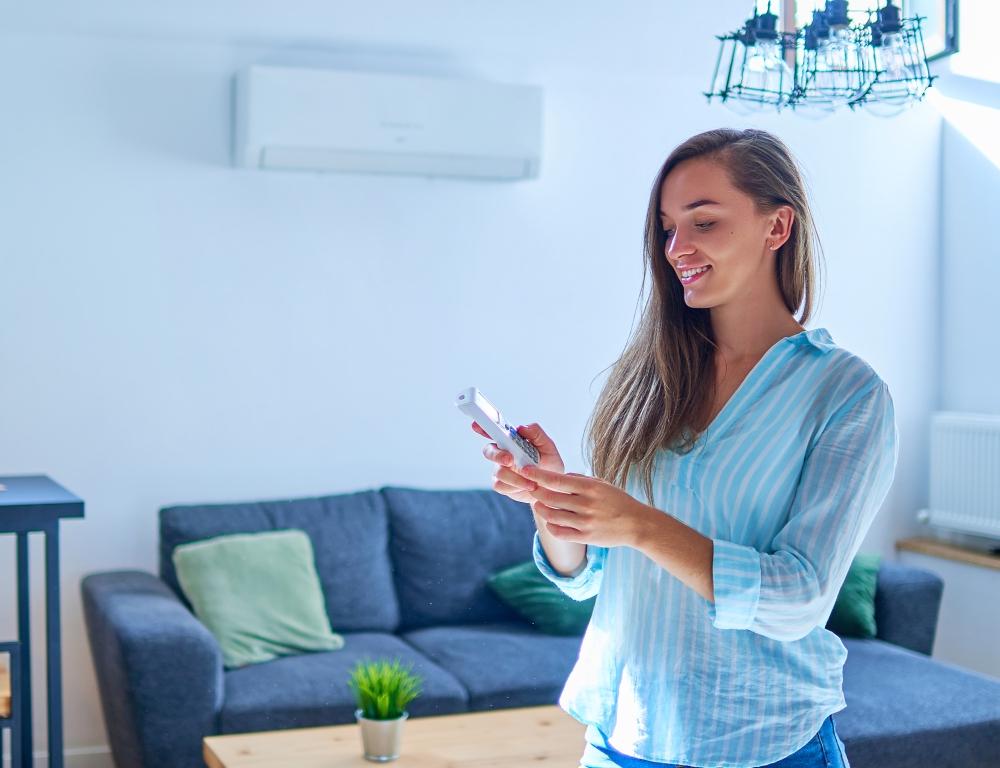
917,411,1000,540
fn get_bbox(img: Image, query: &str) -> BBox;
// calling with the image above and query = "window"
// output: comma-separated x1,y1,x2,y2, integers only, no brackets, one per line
755,2,962,62
950,1,1000,83
754,0,909,28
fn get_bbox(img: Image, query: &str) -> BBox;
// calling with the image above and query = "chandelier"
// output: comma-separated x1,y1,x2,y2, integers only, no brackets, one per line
705,1,937,117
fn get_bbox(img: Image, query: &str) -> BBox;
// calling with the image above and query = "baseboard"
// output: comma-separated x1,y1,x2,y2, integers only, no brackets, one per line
1,746,113,768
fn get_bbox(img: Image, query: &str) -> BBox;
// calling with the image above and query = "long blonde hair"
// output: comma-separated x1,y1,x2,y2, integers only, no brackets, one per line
583,128,826,505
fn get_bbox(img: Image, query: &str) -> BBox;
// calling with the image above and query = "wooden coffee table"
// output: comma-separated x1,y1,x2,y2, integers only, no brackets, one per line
203,705,587,767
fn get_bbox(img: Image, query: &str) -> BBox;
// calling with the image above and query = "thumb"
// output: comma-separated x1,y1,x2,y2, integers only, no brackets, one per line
518,423,551,447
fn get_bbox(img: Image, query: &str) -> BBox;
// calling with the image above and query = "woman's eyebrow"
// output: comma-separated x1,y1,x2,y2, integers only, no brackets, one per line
659,199,722,217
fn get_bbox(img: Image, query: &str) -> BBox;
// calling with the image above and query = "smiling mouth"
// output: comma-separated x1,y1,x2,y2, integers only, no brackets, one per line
679,266,711,285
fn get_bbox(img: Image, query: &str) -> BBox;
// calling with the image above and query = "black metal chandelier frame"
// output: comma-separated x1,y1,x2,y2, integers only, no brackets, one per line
705,1,938,114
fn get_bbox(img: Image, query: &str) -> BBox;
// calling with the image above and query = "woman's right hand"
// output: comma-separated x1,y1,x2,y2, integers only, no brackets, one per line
472,421,565,504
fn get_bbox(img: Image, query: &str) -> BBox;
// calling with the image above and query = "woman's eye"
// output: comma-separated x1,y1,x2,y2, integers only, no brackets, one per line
662,222,714,239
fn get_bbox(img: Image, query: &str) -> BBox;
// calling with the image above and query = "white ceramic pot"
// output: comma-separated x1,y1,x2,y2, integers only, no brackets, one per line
355,709,408,762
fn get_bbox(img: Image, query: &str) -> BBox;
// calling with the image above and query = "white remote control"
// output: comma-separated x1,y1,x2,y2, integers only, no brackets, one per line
455,387,541,469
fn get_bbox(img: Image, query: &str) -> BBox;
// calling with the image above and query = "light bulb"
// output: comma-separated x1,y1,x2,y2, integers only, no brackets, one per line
741,39,794,105
879,32,922,96
816,27,866,105
858,30,924,113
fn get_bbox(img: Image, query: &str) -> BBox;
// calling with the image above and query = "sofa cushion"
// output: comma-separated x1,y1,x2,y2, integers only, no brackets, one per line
487,559,596,635
839,638,1000,768
173,530,343,668
382,487,537,630
401,622,583,710
826,552,881,639
220,632,468,733
160,490,399,633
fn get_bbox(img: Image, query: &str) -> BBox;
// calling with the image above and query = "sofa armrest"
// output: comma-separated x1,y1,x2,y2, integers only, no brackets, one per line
81,570,224,768
873,561,944,656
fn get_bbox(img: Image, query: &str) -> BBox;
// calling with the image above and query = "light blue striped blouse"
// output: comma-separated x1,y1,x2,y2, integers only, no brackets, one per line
533,326,899,768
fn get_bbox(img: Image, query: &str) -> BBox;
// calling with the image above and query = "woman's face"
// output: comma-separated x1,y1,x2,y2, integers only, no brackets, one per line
658,157,791,310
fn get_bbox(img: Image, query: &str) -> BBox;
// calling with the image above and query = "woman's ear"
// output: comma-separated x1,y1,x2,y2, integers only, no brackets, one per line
767,205,795,249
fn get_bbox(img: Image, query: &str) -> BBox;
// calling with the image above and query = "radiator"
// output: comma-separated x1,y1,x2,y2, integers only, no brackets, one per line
917,411,1000,540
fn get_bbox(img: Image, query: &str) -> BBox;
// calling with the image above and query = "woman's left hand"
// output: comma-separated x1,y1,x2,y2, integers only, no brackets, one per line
520,464,650,548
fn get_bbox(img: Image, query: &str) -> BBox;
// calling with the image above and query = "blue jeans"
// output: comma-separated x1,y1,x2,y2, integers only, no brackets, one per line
579,715,850,768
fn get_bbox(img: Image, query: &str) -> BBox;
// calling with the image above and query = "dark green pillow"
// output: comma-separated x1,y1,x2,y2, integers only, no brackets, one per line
487,560,596,635
826,552,882,638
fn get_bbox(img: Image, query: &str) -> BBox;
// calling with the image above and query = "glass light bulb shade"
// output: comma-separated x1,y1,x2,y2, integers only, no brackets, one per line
745,50,768,74
807,63,856,106
746,41,786,71
722,95,765,115
741,41,794,104
868,76,919,102
819,30,858,62
817,38,866,101
879,33,913,80
789,97,837,120
825,26,855,52
870,34,925,101
882,33,925,97
860,97,912,117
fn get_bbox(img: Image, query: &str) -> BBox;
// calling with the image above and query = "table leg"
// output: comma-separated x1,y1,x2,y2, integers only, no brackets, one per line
45,525,63,768
7,643,22,768
16,533,32,768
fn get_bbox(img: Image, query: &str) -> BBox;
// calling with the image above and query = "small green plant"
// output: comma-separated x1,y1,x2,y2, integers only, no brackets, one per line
348,657,423,720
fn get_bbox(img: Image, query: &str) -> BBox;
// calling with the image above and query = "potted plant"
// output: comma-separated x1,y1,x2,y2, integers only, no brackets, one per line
347,657,423,762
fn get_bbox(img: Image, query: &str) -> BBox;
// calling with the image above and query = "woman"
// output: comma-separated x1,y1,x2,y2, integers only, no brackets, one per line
472,128,897,768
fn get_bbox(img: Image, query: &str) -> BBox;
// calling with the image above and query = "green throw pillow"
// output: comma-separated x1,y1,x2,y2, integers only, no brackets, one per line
172,529,344,668
826,552,882,638
487,560,596,636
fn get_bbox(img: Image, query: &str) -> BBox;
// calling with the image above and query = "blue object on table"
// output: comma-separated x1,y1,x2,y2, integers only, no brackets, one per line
0,475,84,768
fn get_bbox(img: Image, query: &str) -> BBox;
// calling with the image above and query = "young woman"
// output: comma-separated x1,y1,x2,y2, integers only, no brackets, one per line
472,128,897,768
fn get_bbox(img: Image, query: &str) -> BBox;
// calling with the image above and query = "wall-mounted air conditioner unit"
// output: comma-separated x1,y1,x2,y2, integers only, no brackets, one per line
234,65,544,181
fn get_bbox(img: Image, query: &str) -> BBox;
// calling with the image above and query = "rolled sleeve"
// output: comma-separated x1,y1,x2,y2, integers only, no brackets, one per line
532,531,607,601
709,538,762,630
706,377,898,642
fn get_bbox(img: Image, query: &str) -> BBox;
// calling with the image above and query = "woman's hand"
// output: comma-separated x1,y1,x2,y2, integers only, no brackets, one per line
519,465,650,549
472,421,565,504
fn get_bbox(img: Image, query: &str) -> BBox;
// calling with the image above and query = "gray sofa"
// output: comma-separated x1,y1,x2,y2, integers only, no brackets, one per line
81,486,1000,768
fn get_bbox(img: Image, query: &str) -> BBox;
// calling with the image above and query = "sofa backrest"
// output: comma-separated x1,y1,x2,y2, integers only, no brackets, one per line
874,561,944,655
381,486,537,631
159,489,400,633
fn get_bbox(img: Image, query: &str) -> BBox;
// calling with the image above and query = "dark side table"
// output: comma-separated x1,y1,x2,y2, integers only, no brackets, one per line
0,475,84,768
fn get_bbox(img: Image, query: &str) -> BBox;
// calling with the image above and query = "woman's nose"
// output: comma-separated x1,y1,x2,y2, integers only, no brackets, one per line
666,230,695,260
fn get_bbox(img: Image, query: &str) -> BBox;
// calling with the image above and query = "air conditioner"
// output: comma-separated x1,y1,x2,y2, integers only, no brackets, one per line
234,66,544,180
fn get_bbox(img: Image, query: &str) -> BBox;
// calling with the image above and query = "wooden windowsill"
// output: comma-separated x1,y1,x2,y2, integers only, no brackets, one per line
896,536,1000,571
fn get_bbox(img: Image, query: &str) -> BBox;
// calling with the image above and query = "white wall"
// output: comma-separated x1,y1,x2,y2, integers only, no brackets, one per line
939,121,1000,412
0,1,942,763
912,55,1000,680
898,550,1000,679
